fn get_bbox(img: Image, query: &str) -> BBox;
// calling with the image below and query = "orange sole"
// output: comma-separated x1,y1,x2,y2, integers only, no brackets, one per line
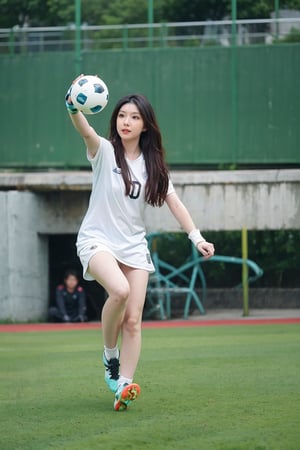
114,383,141,411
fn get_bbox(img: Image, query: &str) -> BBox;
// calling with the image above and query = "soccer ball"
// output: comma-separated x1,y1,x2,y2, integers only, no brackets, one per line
70,75,109,115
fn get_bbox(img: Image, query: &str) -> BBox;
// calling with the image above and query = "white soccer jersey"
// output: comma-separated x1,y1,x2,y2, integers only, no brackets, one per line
76,137,175,278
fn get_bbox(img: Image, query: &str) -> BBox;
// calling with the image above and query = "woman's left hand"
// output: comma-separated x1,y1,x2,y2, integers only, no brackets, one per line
197,241,215,259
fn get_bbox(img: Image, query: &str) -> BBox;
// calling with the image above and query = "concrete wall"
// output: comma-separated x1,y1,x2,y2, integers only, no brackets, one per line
146,169,300,232
0,169,299,321
0,192,48,321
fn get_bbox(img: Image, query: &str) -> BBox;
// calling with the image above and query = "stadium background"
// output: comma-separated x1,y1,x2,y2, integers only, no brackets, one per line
0,45,299,168
0,2,299,321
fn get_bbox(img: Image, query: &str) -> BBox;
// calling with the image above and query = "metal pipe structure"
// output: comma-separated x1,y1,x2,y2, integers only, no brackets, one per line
75,0,81,75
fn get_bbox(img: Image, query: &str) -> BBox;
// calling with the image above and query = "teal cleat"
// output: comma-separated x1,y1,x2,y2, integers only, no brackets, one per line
102,352,119,393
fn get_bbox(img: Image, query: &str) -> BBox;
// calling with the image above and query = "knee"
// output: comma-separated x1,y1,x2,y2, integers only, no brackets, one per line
123,315,141,336
110,283,130,304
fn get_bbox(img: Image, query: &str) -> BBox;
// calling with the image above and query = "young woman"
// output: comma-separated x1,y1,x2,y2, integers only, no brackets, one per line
65,77,215,411
48,270,86,323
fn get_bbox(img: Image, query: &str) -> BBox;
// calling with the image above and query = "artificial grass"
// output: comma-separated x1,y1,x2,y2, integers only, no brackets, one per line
0,324,299,450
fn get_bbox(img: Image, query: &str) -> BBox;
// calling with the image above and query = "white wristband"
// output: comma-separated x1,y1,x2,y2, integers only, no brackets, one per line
188,229,206,247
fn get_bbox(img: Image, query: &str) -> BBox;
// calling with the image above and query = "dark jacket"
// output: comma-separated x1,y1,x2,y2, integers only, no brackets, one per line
55,285,86,321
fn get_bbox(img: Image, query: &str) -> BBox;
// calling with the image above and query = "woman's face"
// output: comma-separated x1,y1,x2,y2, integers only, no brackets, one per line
116,102,146,141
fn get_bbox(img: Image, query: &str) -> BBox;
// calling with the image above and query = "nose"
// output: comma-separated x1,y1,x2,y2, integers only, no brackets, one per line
123,115,130,125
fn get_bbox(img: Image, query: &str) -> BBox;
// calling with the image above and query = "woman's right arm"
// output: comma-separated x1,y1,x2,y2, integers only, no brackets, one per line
68,111,100,159
65,78,100,158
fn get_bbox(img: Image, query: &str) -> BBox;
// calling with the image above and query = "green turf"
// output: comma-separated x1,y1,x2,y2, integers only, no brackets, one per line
0,324,299,450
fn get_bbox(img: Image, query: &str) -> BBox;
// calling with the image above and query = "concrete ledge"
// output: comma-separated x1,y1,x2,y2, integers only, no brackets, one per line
0,171,92,191
202,288,300,309
0,169,299,191
172,169,300,185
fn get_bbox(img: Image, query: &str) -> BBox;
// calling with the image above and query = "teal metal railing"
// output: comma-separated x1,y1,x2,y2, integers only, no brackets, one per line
1,17,300,55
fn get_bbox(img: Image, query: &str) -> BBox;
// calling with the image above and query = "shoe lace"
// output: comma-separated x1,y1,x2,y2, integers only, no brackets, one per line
105,357,120,380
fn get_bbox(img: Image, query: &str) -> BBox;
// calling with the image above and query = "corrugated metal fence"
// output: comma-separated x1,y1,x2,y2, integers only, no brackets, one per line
0,44,299,168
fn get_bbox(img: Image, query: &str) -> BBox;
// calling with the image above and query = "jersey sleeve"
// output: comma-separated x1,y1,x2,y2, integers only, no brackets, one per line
166,177,175,196
87,136,115,172
86,135,102,169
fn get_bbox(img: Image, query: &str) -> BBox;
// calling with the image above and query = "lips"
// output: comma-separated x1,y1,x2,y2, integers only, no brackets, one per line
121,129,130,134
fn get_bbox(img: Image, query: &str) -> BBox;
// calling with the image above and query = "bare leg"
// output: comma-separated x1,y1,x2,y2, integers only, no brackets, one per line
88,254,149,381
88,252,130,348
118,265,149,379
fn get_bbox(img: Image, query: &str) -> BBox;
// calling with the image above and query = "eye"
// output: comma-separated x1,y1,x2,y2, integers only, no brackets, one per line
132,115,140,120
118,112,124,118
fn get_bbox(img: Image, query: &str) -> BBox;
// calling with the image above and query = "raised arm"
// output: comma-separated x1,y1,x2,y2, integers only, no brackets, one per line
165,192,215,258
65,80,100,158
68,111,100,158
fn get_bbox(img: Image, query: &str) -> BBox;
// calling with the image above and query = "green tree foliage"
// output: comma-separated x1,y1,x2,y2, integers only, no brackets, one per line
1,0,300,28
100,0,150,25
160,0,229,22
206,230,300,288
154,230,300,288
45,0,149,27
0,0,49,27
0,0,150,27
236,0,300,18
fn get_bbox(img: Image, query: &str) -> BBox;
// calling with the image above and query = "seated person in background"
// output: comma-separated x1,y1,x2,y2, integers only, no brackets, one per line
49,270,87,322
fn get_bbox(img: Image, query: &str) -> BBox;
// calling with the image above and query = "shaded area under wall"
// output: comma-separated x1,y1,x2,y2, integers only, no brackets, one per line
48,234,105,321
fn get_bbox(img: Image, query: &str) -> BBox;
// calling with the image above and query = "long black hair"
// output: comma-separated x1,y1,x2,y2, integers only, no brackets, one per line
109,94,169,207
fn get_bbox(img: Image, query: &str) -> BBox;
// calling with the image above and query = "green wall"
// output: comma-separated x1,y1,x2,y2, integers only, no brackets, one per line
0,44,299,168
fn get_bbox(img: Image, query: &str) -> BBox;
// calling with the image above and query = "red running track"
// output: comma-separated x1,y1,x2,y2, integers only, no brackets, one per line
0,318,300,333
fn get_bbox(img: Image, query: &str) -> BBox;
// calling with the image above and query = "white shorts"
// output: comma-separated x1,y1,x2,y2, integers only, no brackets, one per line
77,242,116,281
77,241,154,281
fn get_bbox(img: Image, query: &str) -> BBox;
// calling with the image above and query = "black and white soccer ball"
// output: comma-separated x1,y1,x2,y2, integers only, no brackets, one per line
70,75,109,115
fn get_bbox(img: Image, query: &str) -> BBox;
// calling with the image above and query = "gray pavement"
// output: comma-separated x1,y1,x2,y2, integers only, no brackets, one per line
190,308,300,320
